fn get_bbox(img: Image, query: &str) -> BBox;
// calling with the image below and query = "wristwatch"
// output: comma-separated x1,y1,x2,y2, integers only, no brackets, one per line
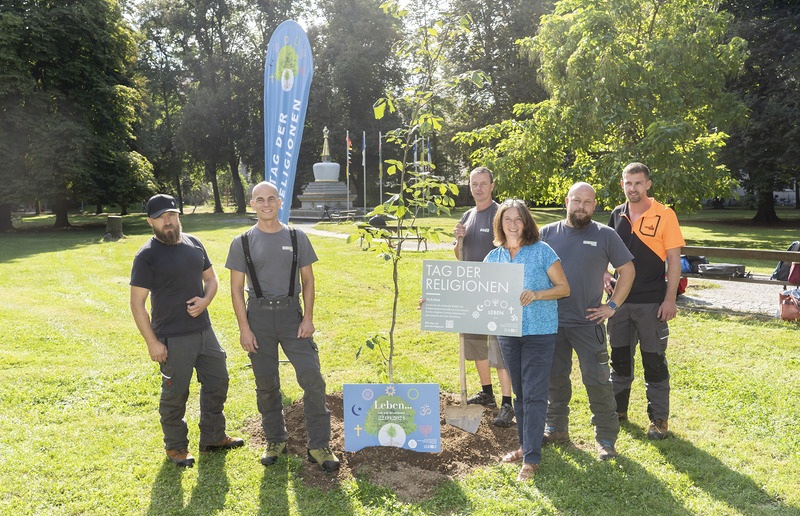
607,301,619,311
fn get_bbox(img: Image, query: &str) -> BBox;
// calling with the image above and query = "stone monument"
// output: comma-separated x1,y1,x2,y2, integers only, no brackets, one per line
292,127,357,220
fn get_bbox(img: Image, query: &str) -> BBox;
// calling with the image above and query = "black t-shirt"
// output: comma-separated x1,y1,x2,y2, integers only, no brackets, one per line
130,233,212,338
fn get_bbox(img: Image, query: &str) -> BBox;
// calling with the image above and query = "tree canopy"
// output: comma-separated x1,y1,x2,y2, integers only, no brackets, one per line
457,0,748,210
0,0,153,228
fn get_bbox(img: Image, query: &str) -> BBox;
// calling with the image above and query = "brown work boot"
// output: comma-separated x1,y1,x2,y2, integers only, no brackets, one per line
595,440,618,461
542,426,570,445
648,419,669,440
166,448,195,467
200,435,245,454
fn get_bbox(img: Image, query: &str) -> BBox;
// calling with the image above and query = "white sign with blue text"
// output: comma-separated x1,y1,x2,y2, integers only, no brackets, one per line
420,259,524,336
343,383,440,453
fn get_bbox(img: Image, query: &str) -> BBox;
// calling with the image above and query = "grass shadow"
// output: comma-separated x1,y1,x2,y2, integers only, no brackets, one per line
146,460,187,515
256,455,292,515
528,443,690,515
622,423,798,515
185,452,231,515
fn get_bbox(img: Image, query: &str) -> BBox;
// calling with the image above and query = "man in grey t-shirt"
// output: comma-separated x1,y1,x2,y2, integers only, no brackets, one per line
452,167,514,428
539,182,635,460
226,181,338,472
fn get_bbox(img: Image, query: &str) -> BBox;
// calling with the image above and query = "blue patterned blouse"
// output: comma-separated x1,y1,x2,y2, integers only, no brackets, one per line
484,241,560,335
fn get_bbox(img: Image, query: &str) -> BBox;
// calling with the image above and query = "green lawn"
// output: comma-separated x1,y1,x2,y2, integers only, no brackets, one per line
1,208,798,514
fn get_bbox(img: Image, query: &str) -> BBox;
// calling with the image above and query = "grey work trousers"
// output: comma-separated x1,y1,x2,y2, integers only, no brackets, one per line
546,325,619,443
607,302,671,421
247,297,331,450
158,328,229,450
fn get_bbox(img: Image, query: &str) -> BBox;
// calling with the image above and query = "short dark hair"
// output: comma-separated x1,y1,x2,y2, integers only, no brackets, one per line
470,166,494,183
623,162,650,179
493,199,539,247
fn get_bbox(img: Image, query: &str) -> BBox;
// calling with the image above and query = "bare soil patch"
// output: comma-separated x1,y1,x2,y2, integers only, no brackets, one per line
243,392,525,500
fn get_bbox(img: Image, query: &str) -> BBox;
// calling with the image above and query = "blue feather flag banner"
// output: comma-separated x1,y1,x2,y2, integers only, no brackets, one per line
264,20,314,223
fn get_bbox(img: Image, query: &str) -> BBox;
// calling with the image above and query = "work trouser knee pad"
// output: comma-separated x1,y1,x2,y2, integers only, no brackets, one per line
610,346,633,378
641,351,669,383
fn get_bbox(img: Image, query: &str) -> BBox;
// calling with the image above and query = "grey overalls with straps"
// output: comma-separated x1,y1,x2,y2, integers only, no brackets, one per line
240,226,331,449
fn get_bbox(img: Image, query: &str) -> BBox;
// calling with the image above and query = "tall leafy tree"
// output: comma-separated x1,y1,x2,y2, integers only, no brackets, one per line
457,0,748,210
308,0,403,206
0,0,152,228
444,0,553,175
721,0,800,222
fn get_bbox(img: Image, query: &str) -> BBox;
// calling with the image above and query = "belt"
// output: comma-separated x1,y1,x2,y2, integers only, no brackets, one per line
249,297,297,310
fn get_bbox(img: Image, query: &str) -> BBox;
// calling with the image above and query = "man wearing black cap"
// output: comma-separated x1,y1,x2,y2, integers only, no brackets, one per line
130,194,243,467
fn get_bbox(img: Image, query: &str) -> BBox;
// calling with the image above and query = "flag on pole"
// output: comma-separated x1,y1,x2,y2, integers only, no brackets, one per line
346,134,352,163
264,20,314,224
378,131,383,179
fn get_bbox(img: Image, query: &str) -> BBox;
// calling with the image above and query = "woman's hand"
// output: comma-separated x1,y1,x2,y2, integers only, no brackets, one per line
520,289,537,306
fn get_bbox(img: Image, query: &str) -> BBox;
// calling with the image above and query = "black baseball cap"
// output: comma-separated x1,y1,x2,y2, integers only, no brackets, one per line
146,194,180,218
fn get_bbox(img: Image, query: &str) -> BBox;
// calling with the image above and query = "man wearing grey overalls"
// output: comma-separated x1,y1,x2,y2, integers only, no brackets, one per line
226,181,339,472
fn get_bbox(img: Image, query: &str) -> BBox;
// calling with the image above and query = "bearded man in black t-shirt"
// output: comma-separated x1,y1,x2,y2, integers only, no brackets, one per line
130,194,243,467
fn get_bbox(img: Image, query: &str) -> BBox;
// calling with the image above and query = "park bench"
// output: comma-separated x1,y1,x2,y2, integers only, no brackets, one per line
329,209,358,222
680,245,800,286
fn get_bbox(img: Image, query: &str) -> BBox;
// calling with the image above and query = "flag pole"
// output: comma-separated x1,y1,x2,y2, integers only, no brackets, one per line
362,130,366,215
378,131,383,204
346,130,351,210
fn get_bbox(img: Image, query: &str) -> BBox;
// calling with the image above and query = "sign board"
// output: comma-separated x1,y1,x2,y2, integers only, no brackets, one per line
420,259,524,336
343,383,440,453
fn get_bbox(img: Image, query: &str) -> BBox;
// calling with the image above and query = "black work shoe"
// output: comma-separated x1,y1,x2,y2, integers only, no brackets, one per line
166,448,195,467
648,419,669,440
492,403,515,427
596,440,618,461
307,447,340,472
261,441,287,466
466,391,497,407
200,435,245,454
542,426,570,445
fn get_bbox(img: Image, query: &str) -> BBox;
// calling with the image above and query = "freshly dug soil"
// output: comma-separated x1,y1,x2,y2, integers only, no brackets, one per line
243,391,524,500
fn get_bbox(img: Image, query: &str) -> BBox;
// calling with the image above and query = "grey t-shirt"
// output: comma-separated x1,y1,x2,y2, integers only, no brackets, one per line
459,201,499,262
540,220,633,327
225,225,318,299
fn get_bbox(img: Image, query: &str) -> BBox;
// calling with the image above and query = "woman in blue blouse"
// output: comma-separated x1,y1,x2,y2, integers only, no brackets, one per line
485,199,570,481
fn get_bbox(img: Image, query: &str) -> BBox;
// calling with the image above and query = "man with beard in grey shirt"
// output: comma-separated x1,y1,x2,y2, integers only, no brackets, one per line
539,183,635,460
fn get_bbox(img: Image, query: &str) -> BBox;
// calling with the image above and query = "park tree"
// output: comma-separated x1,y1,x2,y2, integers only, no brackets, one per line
307,0,403,207
444,0,553,174
456,0,748,210
720,0,800,223
0,0,153,228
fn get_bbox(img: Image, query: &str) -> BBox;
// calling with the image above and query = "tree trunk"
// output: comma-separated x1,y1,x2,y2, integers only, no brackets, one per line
228,156,246,214
95,203,103,215
795,177,799,209
206,161,223,213
34,200,40,216
175,177,184,213
752,190,781,223
53,194,71,228
0,204,12,231
120,203,128,216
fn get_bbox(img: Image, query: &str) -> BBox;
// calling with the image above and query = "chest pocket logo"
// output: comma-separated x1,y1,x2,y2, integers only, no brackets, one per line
638,215,661,237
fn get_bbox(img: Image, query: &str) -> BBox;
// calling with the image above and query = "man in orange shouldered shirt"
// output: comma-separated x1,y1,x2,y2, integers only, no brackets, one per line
606,163,685,440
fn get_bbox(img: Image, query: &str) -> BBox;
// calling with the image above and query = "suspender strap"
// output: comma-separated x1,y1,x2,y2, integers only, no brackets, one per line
241,229,264,299
288,228,298,298
241,227,298,299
